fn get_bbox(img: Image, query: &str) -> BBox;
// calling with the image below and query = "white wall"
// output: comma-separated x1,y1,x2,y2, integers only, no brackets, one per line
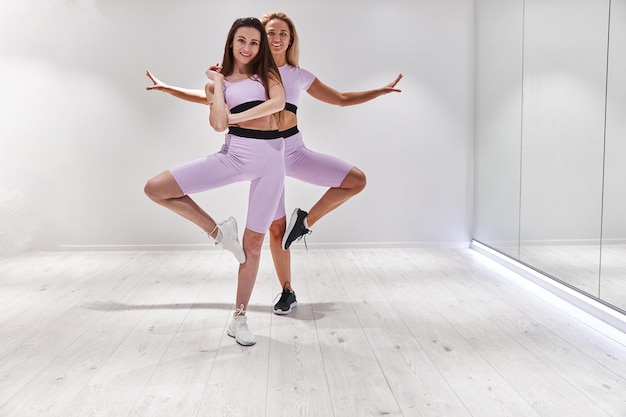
0,0,474,253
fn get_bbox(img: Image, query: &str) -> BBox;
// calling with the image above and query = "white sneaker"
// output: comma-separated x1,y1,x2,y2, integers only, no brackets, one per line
214,217,246,263
227,313,256,346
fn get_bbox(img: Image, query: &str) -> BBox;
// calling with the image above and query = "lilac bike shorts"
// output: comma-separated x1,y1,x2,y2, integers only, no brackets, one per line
273,129,353,220
169,133,285,234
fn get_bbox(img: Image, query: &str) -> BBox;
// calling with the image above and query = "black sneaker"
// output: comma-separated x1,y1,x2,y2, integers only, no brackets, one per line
273,286,298,315
282,208,311,250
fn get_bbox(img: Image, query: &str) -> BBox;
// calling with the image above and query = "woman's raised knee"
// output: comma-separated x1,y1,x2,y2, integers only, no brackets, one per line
144,171,181,202
346,167,367,194
144,178,160,201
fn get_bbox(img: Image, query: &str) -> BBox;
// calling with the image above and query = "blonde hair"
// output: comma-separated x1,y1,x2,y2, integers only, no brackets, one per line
260,11,300,67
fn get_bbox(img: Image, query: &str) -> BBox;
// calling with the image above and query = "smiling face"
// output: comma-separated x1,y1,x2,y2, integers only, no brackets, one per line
231,26,262,66
265,18,291,57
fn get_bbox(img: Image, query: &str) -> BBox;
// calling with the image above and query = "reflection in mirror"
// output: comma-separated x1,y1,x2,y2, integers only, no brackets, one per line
473,0,523,259
519,0,609,297
601,0,626,312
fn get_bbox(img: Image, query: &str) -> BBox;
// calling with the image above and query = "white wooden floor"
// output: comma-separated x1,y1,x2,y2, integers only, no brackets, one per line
0,247,624,417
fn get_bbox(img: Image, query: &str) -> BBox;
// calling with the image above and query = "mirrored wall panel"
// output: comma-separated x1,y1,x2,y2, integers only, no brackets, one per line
474,0,523,259
519,0,608,297
475,0,624,313
601,0,626,311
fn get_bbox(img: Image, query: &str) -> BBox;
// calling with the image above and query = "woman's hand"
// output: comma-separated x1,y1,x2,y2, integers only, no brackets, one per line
205,64,224,82
145,70,168,91
383,73,403,93
226,108,239,127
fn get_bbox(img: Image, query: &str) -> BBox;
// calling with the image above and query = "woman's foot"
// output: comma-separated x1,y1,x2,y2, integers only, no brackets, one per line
227,305,256,346
282,208,311,250
213,217,246,263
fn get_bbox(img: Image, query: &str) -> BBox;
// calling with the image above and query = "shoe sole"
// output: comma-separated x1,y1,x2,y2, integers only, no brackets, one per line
282,209,301,250
229,247,246,264
220,217,246,263
227,328,256,346
273,301,298,315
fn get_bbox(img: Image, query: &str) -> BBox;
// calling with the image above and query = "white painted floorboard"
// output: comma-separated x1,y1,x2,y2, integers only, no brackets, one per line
0,248,624,417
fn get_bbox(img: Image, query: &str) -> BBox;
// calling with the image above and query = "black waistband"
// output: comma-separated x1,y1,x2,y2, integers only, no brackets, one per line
280,126,299,138
228,126,282,139
284,102,298,114
230,100,264,114
231,101,298,115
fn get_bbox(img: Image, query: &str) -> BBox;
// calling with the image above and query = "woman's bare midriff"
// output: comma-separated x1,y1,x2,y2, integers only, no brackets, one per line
235,114,278,131
277,111,297,131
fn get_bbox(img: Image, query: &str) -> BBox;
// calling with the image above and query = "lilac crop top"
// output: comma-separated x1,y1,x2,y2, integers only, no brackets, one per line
223,75,267,114
278,65,316,114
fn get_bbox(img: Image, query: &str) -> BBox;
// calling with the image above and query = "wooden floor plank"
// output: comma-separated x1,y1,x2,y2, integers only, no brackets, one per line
332,248,474,417
397,248,613,417
302,249,403,417
61,251,224,417
0,251,174,409
365,248,545,417
194,248,276,417
265,250,335,417
437,248,626,416
0,251,201,417
0,251,148,354
125,250,234,417
0,248,624,417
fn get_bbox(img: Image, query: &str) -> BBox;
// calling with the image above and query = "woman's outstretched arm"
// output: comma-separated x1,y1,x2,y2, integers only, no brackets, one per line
145,70,209,105
306,73,403,107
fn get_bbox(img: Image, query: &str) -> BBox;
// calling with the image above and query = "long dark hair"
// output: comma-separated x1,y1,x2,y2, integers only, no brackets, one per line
220,17,282,99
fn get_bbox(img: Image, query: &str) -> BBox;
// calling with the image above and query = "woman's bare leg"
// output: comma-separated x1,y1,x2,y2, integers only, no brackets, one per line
306,166,366,227
145,170,245,264
144,170,219,237
269,217,291,289
234,228,265,310
274,167,366,310
225,228,264,345
273,167,366,293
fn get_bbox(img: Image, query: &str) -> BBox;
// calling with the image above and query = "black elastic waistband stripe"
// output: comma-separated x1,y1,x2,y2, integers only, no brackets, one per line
230,100,264,114
284,102,298,114
281,126,299,138
228,126,283,139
